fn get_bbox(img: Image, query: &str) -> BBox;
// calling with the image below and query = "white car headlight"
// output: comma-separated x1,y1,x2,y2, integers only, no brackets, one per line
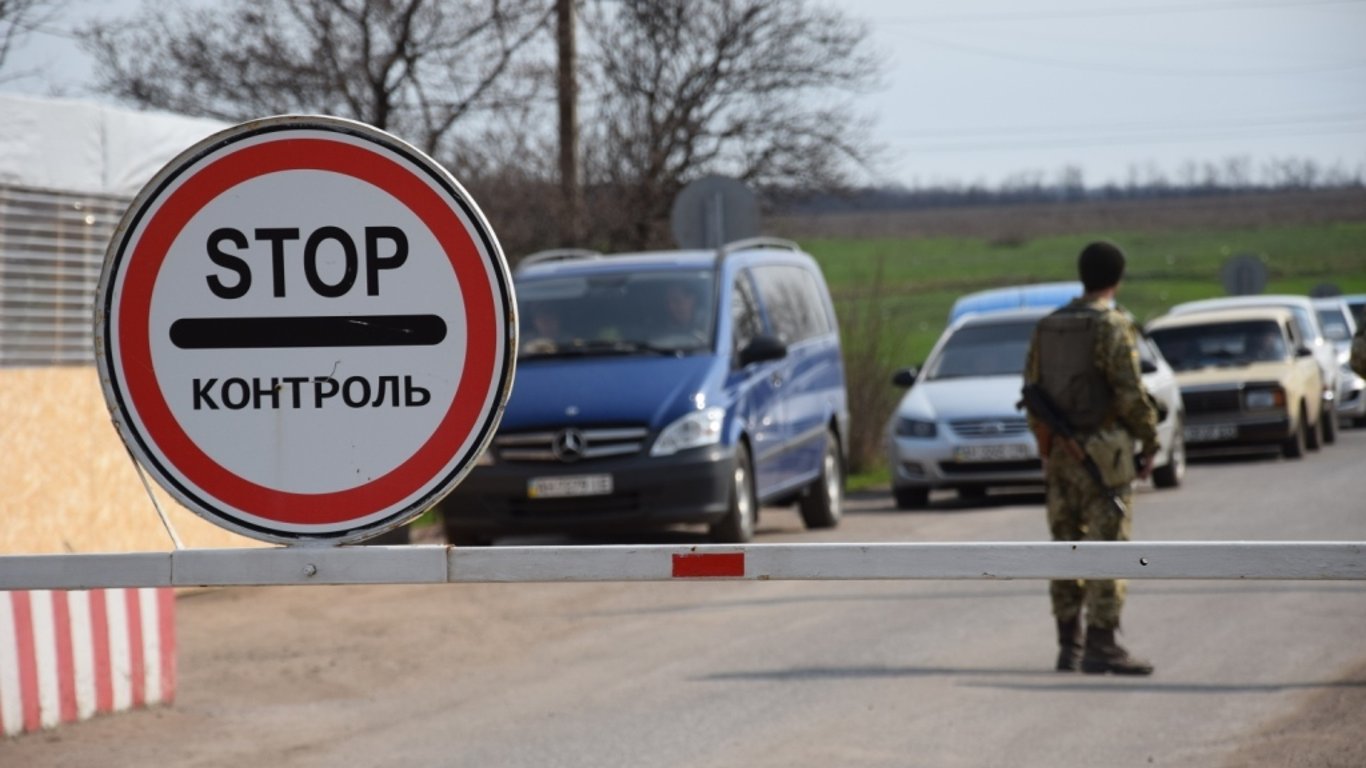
894,416,938,439
651,407,725,457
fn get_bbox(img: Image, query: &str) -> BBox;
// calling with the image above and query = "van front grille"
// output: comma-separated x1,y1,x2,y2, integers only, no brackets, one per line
494,426,650,463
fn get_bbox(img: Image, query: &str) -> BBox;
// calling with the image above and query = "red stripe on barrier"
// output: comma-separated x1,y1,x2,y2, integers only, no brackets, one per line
671,552,745,578
51,591,78,723
158,589,176,704
12,592,41,732
90,589,112,714
126,590,146,708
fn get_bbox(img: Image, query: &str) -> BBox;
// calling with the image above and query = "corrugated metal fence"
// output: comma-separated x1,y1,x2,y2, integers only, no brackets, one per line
0,183,129,367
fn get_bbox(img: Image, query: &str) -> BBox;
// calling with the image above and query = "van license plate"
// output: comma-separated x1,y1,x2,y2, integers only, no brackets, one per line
1184,424,1237,443
528,474,613,499
954,443,1033,462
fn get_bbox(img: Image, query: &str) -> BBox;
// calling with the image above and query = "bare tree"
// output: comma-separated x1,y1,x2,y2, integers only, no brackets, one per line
0,0,66,79
578,0,881,249
80,0,552,158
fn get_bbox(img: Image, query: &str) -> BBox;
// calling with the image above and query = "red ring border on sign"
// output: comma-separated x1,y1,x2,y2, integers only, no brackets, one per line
113,135,501,528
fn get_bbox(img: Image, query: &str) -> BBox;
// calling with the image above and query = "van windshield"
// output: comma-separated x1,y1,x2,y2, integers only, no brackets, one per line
1150,320,1288,371
515,269,716,358
924,320,1036,380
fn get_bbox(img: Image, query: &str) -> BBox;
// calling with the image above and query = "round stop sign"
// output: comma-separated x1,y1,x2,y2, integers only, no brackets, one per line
95,116,516,544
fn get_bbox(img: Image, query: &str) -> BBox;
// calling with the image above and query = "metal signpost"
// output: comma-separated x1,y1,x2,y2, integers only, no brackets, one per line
93,116,517,545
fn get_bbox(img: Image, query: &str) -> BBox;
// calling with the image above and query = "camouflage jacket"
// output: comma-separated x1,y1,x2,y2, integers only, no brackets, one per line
1024,297,1160,455
1352,324,1366,378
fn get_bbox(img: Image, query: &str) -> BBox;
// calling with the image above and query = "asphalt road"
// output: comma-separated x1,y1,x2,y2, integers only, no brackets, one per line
4,431,1365,767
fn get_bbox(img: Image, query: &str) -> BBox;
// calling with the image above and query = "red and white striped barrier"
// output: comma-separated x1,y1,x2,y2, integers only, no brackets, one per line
0,588,175,737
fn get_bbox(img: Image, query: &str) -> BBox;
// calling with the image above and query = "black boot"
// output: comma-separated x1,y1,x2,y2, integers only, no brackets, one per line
1081,626,1154,675
1056,616,1082,672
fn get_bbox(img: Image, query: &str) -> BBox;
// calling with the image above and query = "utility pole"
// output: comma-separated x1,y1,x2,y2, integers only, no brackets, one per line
556,0,582,245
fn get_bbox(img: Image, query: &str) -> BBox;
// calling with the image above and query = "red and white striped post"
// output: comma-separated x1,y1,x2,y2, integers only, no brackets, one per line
0,588,174,737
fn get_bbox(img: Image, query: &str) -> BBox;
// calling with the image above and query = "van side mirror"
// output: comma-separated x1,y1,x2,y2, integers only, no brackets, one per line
892,366,919,388
1296,346,1314,358
1140,359,1158,374
739,335,787,367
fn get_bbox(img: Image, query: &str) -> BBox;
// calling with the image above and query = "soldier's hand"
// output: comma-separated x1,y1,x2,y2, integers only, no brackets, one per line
1136,450,1158,481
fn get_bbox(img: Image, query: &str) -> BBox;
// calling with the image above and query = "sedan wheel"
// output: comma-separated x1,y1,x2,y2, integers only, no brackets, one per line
1152,420,1186,489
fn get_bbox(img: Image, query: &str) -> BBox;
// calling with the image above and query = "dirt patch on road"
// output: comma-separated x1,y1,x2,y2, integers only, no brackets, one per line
1221,658,1366,768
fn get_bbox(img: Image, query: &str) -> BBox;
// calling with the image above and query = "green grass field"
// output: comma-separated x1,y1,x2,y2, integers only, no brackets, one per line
798,220,1366,485
807,221,1366,368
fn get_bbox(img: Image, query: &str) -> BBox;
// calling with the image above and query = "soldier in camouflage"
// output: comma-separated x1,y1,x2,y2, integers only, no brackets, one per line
1023,241,1159,676
1351,322,1366,378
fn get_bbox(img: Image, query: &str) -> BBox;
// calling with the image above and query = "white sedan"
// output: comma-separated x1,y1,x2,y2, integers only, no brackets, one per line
885,308,1185,509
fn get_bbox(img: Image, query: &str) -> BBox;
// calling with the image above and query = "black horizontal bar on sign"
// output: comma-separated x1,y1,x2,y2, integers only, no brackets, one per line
169,314,448,349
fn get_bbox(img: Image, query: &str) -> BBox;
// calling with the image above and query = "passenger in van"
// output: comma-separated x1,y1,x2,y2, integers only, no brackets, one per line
522,305,563,354
657,282,708,344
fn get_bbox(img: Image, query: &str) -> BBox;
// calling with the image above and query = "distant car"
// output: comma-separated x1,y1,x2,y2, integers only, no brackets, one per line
436,239,849,544
1313,297,1366,426
1168,295,1340,446
1147,307,1324,458
884,307,1185,509
1341,294,1366,327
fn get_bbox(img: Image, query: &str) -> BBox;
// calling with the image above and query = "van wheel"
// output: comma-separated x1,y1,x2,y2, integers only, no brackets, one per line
710,444,756,543
1281,406,1308,459
1152,420,1186,489
799,431,843,529
893,486,930,510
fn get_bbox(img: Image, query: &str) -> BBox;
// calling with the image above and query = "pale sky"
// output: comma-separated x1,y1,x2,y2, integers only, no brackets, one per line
4,0,1364,189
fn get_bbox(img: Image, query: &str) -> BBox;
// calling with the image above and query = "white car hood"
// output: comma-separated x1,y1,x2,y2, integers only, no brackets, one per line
897,376,1026,421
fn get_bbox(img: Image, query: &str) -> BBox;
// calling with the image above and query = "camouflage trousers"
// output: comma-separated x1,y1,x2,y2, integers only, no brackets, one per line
1045,451,1133,630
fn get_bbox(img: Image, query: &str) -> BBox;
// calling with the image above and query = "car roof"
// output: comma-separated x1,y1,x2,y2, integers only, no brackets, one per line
946,306,1052,334
513,238,814,279
1147,306,1296,330
1312,296,1349,310
516,249,716,278
1168,294,1315,315
948,281,1082,323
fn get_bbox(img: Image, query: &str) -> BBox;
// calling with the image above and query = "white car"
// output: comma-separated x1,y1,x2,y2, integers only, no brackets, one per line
885,307,1185,509
1168,295,1341,445
1313,297,1366,426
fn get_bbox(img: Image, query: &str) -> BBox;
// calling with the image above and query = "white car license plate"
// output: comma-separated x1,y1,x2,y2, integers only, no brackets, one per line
954,443,1033,462
1184,424,1237,443
528,474,613,499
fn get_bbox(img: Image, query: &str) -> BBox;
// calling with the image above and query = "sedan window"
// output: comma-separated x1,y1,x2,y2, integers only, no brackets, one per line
923,321,1035,380
1150,320,1289,371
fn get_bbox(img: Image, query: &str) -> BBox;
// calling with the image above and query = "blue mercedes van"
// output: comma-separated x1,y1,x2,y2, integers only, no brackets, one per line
437,238,849,544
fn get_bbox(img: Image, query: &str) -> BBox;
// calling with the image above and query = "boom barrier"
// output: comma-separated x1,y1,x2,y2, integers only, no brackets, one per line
1,542,1363,589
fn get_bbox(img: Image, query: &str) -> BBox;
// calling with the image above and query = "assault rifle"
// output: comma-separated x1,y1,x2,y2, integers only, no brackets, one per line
1020,383,1128,518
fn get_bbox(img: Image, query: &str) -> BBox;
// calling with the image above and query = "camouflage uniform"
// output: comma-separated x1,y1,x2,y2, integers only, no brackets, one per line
1024,298,1159,630
1351,324,1366,379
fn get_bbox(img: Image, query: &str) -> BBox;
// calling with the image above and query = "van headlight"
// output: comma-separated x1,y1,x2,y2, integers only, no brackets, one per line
651,407,725,457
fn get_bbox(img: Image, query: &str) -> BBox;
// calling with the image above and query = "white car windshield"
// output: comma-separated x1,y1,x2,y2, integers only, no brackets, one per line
516,269,716,358
1316,307,1352,343
924,320,1035,380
